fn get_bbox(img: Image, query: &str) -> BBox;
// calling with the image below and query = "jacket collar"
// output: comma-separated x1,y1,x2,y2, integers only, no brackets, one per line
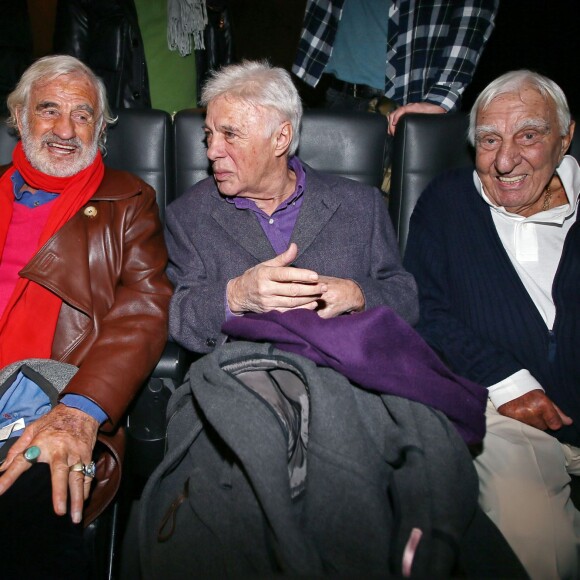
0,164,143,202
14,166,146,315
209,162,340,262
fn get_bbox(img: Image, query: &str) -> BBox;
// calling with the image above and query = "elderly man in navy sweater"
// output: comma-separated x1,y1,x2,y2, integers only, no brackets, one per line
405,70,579,579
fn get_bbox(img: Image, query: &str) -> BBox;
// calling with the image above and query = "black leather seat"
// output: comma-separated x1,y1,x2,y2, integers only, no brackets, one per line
106,108,174,221
0,123,18,165
389,113,472,256
172,108,388,196
0,108,174,208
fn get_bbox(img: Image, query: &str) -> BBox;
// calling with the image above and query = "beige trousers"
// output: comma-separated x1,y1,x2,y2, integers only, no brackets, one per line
475,401,580,580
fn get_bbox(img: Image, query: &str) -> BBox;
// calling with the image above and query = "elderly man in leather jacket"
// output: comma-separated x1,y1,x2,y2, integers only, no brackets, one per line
0,55,172,577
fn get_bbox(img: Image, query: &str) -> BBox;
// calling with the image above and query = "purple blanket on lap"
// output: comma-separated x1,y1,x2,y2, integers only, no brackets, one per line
222,306,487,445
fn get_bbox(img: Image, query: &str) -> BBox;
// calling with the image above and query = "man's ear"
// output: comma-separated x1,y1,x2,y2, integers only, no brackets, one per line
14,107,24,134
560,119,575,161
273,121,293,158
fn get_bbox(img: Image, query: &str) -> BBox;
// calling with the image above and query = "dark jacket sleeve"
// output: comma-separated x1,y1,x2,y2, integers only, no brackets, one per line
53,0,151,108
423,0,499,111
165,196,227,354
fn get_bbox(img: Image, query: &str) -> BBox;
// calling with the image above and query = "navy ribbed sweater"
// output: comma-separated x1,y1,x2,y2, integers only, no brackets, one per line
404,167,580,445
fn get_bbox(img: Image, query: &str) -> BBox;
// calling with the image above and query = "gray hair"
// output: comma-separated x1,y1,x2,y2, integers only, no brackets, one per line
200,60,303,156
6,54,117,152
468,70,571,146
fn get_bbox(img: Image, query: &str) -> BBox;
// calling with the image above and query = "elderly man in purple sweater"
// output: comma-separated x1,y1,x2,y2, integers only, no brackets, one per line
405,70,579,579
165,60,417,355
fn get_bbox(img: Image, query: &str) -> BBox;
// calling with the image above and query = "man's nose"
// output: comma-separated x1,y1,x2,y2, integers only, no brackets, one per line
52,114,76,140
494,139,521,173
206,135,224,161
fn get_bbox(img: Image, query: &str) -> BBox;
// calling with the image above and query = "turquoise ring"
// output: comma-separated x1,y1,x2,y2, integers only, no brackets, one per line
23,446,41,464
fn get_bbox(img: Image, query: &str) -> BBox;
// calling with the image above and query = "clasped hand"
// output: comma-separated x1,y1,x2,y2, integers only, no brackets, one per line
227,243,364,317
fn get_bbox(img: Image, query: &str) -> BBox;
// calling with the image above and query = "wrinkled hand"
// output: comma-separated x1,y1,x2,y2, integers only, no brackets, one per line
315,276,365,318
0,405,99,523
497,389,573,431
227,243,328,314
387,103,446,136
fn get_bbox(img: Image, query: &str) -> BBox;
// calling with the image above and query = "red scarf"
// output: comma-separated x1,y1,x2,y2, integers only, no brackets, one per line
0,141,105,367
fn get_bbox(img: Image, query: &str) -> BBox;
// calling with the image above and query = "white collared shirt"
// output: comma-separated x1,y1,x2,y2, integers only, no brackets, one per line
472,156,580,406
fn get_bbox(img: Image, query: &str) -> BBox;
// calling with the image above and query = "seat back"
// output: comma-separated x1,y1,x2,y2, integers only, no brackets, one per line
172,108,388,197
389,113,473,256
105,109,174,221
389,112,580,257
0,108,173,222
0,122,17,165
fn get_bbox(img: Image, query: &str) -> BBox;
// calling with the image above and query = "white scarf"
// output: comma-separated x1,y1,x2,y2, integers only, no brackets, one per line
167,0,208,56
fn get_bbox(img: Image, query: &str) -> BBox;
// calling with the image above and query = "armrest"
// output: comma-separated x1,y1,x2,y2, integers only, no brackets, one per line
125,341,195,481
151,340,192,385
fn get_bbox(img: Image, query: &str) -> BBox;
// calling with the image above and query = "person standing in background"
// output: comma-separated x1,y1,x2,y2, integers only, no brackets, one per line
53,0,154,109
293,0,498,190
53,0,232,115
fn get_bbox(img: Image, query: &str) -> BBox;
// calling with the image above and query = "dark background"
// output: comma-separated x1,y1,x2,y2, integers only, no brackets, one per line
230,0,580,113
14,0,580,114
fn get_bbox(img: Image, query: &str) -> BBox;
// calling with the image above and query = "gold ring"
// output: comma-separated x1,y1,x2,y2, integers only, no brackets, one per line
69,462,84,473
69,461,96,478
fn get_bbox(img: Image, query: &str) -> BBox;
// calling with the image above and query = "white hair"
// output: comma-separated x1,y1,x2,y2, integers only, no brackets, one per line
468,70,571,146
201,60,303,156
6,54,117,152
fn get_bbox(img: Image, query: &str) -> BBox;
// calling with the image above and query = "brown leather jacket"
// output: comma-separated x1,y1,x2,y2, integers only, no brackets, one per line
0,164,173,523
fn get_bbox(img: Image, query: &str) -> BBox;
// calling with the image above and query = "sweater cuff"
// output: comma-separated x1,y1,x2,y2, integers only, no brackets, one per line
61,394,108,425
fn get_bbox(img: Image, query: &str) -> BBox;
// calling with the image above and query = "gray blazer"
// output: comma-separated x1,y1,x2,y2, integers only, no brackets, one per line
165,162,418,353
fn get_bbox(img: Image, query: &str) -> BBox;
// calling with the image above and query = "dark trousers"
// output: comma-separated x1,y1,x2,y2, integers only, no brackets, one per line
0,463,89,580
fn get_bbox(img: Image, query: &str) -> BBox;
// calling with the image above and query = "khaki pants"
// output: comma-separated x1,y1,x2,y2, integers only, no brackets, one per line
475,401,580,579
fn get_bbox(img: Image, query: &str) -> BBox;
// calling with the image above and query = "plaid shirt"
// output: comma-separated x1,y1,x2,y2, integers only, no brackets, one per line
292,0,498,111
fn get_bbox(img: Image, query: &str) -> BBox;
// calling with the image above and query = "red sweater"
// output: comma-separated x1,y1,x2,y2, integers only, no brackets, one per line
0,202,53,317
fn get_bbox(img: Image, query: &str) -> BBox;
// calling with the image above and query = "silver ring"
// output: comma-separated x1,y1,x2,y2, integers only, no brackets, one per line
84,460,96,479
69,460,96,478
